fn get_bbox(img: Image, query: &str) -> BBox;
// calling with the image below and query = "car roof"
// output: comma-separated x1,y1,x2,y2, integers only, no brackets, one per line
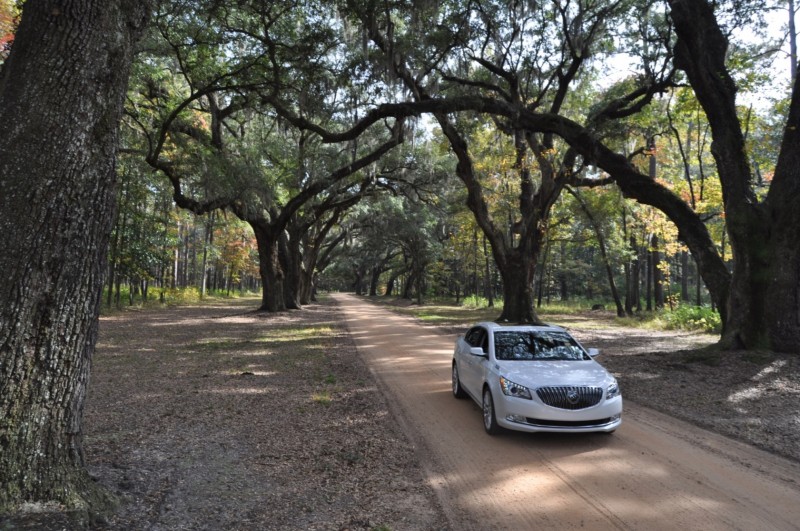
475,321,568,333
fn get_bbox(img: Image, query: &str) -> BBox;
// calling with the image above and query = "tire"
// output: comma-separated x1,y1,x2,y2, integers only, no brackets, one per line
452,362,468,399
482,387,503,435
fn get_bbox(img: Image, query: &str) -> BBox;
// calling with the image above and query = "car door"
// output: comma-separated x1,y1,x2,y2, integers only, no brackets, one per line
458,326,488,397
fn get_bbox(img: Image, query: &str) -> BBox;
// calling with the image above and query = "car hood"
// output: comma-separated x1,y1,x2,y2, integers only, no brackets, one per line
497,360,614,389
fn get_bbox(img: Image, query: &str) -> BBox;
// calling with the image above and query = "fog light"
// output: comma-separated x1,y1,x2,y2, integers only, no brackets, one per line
506,414,526,423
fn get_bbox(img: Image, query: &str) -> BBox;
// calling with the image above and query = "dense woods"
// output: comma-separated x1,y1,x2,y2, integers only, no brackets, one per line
1,0,799,518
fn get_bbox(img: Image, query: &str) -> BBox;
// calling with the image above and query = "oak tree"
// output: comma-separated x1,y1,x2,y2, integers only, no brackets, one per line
0,0,150,516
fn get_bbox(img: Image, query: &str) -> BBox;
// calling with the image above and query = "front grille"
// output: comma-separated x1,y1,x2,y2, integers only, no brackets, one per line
536,386,603,410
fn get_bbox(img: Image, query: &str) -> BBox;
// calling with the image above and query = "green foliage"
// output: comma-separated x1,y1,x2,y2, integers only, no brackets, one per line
459,294,497,309
663,305,722,334
0,0,19,61
616,305,721,334
100,287,259,313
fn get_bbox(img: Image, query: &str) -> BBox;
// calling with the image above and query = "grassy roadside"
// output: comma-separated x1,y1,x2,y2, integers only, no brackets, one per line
357,295,624,333
99,288,262,316
359,295,721,335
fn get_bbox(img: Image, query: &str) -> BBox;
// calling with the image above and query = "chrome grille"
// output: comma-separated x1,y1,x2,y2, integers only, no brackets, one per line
536,386,603,410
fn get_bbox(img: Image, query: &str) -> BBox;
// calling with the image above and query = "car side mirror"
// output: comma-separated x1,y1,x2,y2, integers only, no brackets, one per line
469,346,486,357
586,348,600,357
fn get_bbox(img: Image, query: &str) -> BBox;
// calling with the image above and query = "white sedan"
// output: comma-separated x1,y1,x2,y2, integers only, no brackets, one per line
452,322,622,435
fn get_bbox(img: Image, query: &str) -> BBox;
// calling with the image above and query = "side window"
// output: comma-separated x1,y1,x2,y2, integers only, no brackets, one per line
465,327,486,349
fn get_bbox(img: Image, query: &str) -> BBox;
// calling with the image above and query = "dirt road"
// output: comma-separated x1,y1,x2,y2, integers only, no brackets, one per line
333,293,800,531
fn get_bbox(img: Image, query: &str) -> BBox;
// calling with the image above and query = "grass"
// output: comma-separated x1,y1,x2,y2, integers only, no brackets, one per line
100,286,261,315
366,295,721,336
616,305,721,334
311,390,332,406
364,295,614,331
258,326,336,342
367,297,498,329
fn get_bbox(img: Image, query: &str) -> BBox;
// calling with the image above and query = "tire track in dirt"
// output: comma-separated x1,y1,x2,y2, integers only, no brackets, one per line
333,293,800,531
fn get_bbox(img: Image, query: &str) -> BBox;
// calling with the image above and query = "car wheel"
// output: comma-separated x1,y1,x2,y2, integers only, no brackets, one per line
452,362,467,399
482,387,502,435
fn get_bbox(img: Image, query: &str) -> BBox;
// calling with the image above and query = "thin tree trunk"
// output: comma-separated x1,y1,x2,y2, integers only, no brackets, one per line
646,245,653,311
791,0,798,82
681,250,690,302
567,187,625,317
536,240,551,309
483,234,494,307
651,234,664,309
200,212,214,299
696,257,703,306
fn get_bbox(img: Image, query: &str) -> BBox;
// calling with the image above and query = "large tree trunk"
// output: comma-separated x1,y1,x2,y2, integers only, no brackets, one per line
354,264,367,296
497,251,540,324
722,122,800,350
669,0,800,351
252,223,286,312
0,0,148,516
369,266,381,296
279,230,301,310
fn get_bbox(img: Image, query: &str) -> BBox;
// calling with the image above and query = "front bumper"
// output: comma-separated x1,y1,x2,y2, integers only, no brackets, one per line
494,394,623,433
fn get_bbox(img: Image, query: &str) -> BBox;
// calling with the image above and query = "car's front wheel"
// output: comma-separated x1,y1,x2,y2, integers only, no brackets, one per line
452,362,467,399
482,387,502,435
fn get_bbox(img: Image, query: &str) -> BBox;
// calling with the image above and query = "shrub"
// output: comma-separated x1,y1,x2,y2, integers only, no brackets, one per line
663,305,722,334
460,294,495,309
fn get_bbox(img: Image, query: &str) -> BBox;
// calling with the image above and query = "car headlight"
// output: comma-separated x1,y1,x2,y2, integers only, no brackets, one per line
500,377,532,400
606,381,620,399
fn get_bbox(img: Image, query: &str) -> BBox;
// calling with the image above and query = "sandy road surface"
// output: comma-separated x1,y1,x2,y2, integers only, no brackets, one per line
332,293,800,531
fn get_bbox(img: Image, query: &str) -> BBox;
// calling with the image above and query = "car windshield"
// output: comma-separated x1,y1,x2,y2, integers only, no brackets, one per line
493,330,589,361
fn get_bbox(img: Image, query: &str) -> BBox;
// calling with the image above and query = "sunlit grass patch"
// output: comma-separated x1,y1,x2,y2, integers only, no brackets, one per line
312,390,332,406
378,300,499,327
536,300,598,314
616,306,721,334
254,325,337,343
100,287,261,315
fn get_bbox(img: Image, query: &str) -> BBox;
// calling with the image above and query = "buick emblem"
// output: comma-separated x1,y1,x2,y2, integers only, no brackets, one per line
567,389,580,404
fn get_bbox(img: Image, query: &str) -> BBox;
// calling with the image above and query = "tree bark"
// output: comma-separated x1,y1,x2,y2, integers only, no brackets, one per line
252,222,286,312
0,0,149,516
354,264,368,296
680,251,690,302
669,0,800,351
497,251,540,323
279,230,301,310
651,234,664,309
